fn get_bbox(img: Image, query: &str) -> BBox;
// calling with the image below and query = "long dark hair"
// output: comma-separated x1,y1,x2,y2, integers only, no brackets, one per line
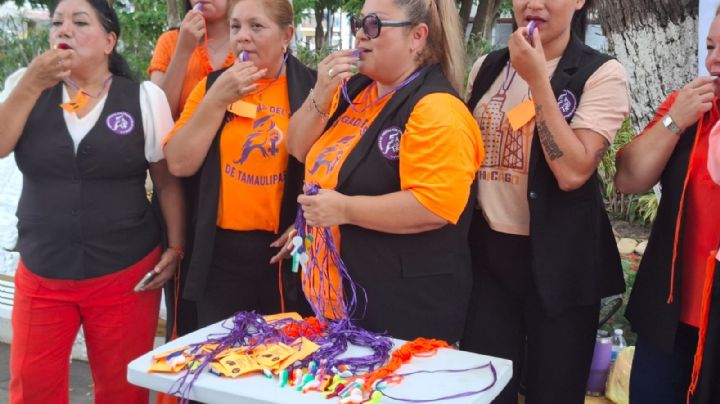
50,0,136,81
570,0,593,41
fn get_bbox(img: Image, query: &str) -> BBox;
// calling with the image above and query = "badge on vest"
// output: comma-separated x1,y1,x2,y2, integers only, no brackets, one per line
377,127,402,160
106,112,135,135
557,89,577,119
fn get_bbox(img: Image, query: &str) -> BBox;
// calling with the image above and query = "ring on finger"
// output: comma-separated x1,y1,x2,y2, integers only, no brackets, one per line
328,67,335,78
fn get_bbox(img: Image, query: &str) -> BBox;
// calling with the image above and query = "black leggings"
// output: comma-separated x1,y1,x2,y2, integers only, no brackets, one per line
462,214,599,404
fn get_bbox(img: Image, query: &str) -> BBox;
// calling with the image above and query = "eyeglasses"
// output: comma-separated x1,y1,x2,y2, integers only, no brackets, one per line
350,14,413,39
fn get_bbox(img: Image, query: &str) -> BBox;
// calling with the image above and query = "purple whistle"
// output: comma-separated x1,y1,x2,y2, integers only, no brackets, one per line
351,49,363,58
527,20,537,44
240,51,249,62
193,2,203,11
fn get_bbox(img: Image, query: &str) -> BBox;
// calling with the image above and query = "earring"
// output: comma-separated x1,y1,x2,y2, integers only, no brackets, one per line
282,45,288,54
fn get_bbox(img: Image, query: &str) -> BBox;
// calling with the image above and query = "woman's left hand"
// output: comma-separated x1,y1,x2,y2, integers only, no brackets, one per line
269,227,297,264
297,189,350,228
508,26,548,85
140,248,181,290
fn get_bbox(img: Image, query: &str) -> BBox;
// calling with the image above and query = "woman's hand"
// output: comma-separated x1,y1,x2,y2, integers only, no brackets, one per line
140,248,182,290
297,189,350,227
269,227,297,264
508,26,548,86
313,50,360,112
667,77,715,131
22,48,74,93
205,60,267,107
177,9,206,54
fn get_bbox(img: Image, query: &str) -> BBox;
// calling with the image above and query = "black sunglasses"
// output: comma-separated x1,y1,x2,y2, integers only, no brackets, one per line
350,14,413,39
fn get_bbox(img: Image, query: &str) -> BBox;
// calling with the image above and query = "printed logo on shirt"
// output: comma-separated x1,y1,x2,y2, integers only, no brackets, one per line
308,135,356,176
377,127,402,160
557,90,577,119
106,112,134,135
234,115,284,165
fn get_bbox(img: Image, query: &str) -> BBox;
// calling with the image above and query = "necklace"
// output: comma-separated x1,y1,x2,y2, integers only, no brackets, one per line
64,75,113,98
341,66,426,114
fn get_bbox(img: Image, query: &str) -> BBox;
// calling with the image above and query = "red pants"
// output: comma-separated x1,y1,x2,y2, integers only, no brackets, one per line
10,247,162,404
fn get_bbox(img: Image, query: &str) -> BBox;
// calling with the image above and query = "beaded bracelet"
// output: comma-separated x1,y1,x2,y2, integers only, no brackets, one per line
309,88,329,121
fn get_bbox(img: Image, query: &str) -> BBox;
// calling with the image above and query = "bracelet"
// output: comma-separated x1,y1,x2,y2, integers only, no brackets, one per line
309,88,329,121
168,245,185,260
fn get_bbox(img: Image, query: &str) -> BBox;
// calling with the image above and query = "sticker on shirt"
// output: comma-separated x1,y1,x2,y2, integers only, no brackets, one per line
557,90,577,119
106,112,135,135
233,115,284,165
308,135,356,176
377,127,402,160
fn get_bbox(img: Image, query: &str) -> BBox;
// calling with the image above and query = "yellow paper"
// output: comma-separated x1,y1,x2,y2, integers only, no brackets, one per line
148,359,175,373
59,90,90,113
506,98,535,131
252,343,296,369
276,338,320,374
264,312,303,324
152,346,188,360
227,101,257,119
220,354,263,377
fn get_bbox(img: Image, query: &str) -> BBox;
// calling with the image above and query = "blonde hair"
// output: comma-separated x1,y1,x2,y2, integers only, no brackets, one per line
395,0,465,95
229,0,294,28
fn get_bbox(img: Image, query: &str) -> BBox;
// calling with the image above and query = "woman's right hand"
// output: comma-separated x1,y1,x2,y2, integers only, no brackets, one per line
668,76,715,131
313,50,360,112
177,9,205,53
21,48,73,93
205,60,267,107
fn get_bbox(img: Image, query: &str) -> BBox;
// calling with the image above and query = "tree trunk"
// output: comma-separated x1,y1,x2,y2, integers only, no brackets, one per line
314,5,326,50
595,0,698,132
471,0,502,40
458,0,474,35
167,0,181,29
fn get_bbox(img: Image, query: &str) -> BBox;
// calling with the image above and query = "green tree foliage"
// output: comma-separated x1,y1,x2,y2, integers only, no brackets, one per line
115,0,167,79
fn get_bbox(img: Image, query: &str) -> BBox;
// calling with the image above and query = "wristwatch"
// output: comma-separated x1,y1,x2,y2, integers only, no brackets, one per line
662,114,682,135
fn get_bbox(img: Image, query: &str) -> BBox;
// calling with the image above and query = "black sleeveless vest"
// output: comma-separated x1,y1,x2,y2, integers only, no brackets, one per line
15,76,160,279
625,115,706,352
467,36,625,317
182,54,315,301
328,65,476,342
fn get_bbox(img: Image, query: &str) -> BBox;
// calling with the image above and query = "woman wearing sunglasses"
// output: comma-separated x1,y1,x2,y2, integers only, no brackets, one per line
461,0,629,402
286,0,483,342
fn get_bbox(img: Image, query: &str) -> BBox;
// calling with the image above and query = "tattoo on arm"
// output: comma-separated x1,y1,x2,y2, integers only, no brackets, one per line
535,104,564,161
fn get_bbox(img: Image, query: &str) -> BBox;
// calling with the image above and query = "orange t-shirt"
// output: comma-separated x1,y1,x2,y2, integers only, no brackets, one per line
165,76,291,232
302,84,484,318
148,30,235,112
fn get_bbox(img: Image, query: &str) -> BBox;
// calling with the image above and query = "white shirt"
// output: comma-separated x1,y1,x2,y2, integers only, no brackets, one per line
0,68,173,163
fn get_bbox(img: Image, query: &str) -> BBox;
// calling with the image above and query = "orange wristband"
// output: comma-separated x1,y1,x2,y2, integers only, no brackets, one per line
168,245,185,260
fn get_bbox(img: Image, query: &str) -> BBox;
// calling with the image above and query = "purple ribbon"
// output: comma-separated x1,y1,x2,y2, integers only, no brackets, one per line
377,362,498,402
341,66,427,114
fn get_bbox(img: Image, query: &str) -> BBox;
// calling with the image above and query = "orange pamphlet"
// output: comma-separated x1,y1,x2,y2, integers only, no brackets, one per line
59,90,90,113
252,343,296,369
219,353,263,377
276,337,320,374
507,98,536,131
227,100,257,119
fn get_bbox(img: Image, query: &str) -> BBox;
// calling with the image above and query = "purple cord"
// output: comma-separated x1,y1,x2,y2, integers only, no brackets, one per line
377,362,498,402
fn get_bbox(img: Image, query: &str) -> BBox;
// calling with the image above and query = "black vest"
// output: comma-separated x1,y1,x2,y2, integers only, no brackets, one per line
329,65,476,342
467,36,625,316
625,117,703,352
15,76,160,279
182,54,315,301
